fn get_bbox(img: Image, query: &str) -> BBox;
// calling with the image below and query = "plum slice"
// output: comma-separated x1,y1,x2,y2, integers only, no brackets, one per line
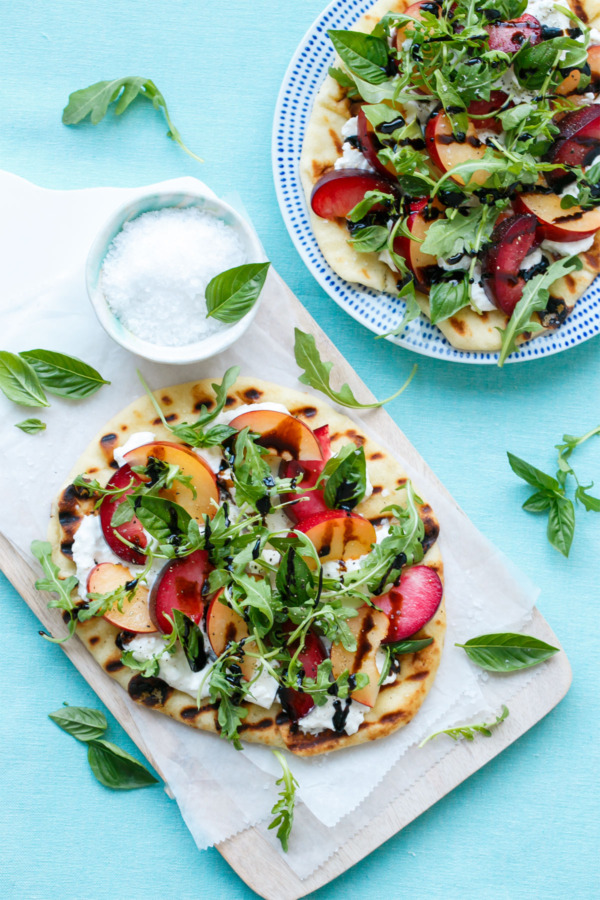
229,409,324,461
149,549,210,634
99,464,148,565
375,565,443,643
425,111,490,185
545,105,600,191
330,605,389,707
480,213,540,315
357,108,398,178
487,14,541,52
294,510,376,564
279,631,328,722
87,562,156,634
392,197,440,290
312,424,332,461
280,458,329,525
516,192,600,241
468,91,508,117
206,588,257,681
310,169,396,220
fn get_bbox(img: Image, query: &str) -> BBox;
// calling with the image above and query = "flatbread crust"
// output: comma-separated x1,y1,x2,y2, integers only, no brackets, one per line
300,0,600,352
49,377,445,757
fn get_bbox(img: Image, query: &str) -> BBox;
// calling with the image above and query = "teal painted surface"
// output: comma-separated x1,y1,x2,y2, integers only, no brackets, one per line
0,2,598,898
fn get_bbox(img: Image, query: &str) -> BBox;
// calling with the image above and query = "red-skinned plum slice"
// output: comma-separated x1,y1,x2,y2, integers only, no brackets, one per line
516,192,600,241
99,464,147,565
330,605,389,707
310,169,396,220
148,549,211,634
375,565,443,643
392,197,439,290
480,213,540,315
87,562,156,633
545,105,600,191
279,631,328,722
280,458,329,525
487,14,541,52
357,108,397,177
294,510,376,564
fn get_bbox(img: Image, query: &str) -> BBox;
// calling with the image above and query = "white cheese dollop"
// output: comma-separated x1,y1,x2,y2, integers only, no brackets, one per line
525,0,570,32
376,648,398,686
542,235,595,256
71,514,124,600
298,696,369,736
341,116,358,139
113,431,156,468
246,665,280,709
469,263,496,313
194,445,223,474
521,247,544,270
127,635,215,700
334,144,375,172
438,254,471,271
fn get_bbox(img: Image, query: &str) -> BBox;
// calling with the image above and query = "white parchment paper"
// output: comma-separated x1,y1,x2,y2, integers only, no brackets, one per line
0,172,540,872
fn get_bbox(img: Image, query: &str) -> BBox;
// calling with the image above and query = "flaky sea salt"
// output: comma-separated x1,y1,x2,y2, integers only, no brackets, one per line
100,207,247,346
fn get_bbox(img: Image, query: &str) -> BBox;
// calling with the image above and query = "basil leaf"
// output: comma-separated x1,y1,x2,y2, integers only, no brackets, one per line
522,490,553,513
133,496,191,546
62,76,202,162
329,66,359,96
507,451,560,492
49,706,108,742
87,739,158,789
547,495,575,557
15,418,46,434
0,352,49,407
385,637,433,655
514,40,562,90
322,444,367,510
429,276,470,325
348,225,389,253
19,349,109,399
456,633,559,672
170,609,208,672
497,256,582,366
294,329,415,409
327,30,389,85
205,262,271,324
276,548,314,607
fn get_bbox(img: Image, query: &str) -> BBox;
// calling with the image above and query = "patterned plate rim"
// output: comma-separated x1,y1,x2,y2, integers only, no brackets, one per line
271,0,600,365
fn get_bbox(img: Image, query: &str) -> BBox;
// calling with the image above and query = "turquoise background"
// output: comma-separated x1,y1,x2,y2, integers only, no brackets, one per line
0,2,598,898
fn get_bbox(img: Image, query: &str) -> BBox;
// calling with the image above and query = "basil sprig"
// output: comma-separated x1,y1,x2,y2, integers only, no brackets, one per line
206,262,271,324
419,705,509,746
456,633,559,671
49,704,158,789
294,329,416,409
63,76,202,161
508,425,600,556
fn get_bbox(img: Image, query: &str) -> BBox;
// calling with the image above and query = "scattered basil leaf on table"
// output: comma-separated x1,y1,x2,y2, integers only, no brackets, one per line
49,706,108,742
497,256,582,367
419,705,509,747
15,418,46,434
87,740,158,790
0,352,49,407
268,750,299,852
19,349,110,398
508,425,600,556
455,633,559,672
294,328,416,409
62,76,202,162
205,262,271,323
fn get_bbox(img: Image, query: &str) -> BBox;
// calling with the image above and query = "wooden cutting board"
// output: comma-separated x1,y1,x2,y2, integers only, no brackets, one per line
0,270,572,900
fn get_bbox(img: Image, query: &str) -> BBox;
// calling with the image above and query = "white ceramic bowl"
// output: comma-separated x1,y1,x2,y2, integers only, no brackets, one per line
86,187,266,364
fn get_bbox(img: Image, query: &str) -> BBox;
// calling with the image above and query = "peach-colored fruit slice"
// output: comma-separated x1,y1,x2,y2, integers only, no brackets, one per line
425,111,490,185
330,605,389,707
123,441,219,522
228,410,323,460
87,562,156,633
206,589,256,681
295,510,376,564
516,192,600,241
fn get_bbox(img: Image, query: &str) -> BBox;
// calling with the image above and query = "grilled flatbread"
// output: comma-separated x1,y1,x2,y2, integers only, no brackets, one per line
49,376,444,756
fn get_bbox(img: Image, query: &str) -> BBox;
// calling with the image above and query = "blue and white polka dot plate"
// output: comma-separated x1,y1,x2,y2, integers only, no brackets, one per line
272,0,600,364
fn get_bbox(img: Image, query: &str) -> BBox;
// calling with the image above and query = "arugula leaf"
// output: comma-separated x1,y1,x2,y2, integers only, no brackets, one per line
428,276,470,325
120,650,161,678
87,739,158,789
294,329,415,409
0,352,49,407
62,76,202,161
419,705,509,746
433,71,468,135
327,30,390,84
208,643,250,749
455,633,559,671
268,750,299,852
19,350,109,399
15,418,46,434
575,485,600,512
497,256,582,366
31,540,79,640
421,205,501,260
347,190,397,222
205,262,271,324
49,705,108,742
320,444,367,510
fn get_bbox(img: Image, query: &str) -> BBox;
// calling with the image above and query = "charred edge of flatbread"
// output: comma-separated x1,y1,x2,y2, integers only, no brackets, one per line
50,376,444,755
300,0,600,353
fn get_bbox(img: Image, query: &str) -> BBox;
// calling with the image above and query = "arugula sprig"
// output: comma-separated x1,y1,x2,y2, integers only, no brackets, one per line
508,425,600,555
269,751,299,852
31,541,79,642
419,705,509,746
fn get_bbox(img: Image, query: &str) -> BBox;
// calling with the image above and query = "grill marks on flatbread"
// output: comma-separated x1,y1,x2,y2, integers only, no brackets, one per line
299,0,600,353
50,377,444,756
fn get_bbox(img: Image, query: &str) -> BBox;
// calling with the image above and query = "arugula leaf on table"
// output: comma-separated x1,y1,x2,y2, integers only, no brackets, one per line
19,349,109,399
508,425,600,556
0,352,49,408
497,256,583,366
419,705,509,747
268,751,299,852
455,633,559,671
206,262,271,324
294,329,416,409
62,76,202,161
15,418,46,434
